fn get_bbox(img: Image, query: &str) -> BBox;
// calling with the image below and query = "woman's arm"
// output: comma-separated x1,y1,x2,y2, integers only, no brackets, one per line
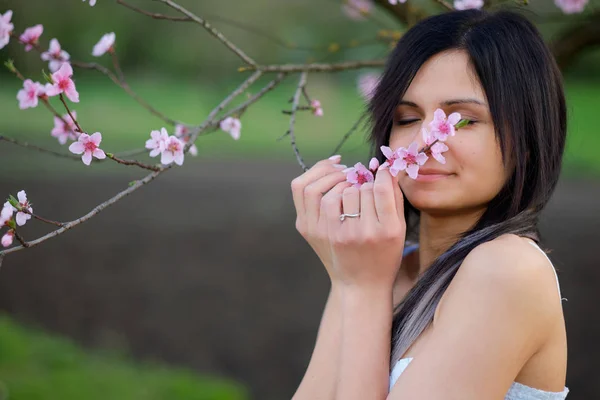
292,283,343,400
335,285,394,400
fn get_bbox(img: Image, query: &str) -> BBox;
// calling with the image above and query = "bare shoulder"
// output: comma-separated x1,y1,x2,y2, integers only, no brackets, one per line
435,233,562,342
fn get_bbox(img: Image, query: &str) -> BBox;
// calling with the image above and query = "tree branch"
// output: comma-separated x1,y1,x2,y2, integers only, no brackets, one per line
153,0,258,67
251,59,386,73
0,169,164,256
288,72,309,172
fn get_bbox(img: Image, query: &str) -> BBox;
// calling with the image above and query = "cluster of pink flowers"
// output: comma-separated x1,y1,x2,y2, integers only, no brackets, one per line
0,11,13,50
145,127,187,166
92,32,115,57
342,0,406,20
554,0,588,14
310,100,324,117
453,0,484,10
1,190,32,248
344,109,463,185
219,117,243,140
358,72,381,101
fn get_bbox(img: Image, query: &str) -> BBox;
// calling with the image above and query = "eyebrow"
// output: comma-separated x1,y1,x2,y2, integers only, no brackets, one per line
399,98,487,107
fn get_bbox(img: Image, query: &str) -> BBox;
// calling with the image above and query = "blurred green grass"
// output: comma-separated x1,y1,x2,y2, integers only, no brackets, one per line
0,314,248,400
1,73,599,176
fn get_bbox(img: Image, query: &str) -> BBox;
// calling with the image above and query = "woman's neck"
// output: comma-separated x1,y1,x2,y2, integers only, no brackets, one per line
416,208,486,276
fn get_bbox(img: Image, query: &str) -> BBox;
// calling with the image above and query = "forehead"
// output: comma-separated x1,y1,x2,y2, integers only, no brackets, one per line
403,50,485,103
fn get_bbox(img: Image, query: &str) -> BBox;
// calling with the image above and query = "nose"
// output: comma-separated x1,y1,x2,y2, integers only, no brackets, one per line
411,120,429,151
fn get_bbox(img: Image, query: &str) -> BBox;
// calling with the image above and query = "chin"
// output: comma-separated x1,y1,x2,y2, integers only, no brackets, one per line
402,186,459,215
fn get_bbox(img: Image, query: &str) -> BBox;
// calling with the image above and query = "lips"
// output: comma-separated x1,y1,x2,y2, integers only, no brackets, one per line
418,169,452,176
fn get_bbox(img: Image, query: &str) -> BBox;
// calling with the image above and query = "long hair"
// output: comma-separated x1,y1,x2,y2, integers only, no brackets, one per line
366,9,567,366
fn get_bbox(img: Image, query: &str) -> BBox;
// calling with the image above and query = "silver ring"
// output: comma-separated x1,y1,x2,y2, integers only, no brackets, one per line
339,213,360,221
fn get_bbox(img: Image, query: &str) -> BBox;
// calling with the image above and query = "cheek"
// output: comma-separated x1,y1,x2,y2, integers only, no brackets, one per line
454,137,506,196
388,127,419,152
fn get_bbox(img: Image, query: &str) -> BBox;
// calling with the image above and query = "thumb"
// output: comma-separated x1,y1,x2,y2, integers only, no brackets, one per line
392,178,405,222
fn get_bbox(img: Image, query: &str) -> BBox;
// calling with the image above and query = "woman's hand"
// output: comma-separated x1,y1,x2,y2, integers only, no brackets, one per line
291,156,350,278
323,164,407,291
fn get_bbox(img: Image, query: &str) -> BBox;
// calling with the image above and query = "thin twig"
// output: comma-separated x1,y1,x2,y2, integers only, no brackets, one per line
12,230,29,248
21,210,64,227
59,94,85,133
110,50,126,84
433,0,454,11
106,153,163,171
251,59,386,73
153,0,258,68
117,0,191,21
183,71,264,153
0,135,81,160
329,113,368,157
288,72,309,172
113,73,287,158
70,61,178,126
0,169,164,257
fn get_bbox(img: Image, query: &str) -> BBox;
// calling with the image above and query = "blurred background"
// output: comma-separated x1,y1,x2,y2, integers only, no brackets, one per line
0,0,599,399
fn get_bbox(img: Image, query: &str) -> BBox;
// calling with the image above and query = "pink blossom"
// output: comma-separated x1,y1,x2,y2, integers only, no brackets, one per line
51,111,78,145
0,201,13,226
1,230,13,247
388,0,407,4
453,0,484,10
368,157,380,172
17,79,46,109
14,190,32,227
391,142,429,179
310,99,324,117
83,0,98,6
422,127,449,164
41,38,70,72
428,108,461,142
0,10,14,50
161,136,185,166
92,32,115,57
145,127,169,158
19,24,43,52
380,145,403,174
554,0,588,14
174,124,198,156
219,117,242,140
69,132,106,165
342,0,373,20
358,72,380,101
345,162,374,188
45,62,79,102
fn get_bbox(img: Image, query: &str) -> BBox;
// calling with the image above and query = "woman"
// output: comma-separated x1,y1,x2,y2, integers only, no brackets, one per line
291,8,569,400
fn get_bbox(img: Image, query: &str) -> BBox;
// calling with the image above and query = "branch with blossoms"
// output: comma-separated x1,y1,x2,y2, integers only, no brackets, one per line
0,0,594,265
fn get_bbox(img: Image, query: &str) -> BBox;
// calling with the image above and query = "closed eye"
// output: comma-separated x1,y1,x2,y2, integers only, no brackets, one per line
396,119,420,126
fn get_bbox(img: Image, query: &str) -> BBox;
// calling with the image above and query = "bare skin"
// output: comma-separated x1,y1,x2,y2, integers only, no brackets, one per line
292,49,567,400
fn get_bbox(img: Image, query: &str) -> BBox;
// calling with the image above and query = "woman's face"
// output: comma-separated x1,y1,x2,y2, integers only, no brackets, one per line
388,49,509,216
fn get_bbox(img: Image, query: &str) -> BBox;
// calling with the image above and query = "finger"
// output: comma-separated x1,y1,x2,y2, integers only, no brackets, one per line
392,175,405,221
306,170,349,231
341,186,360,225
359,182,378,225
373,164,399,223
324,181,352,233
320,181,352,234
290,156,346,219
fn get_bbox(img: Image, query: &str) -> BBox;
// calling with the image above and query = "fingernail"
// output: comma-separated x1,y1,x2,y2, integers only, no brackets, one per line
378,163,388,171
342,168,353,173
328,155,341,161
334,164,348,169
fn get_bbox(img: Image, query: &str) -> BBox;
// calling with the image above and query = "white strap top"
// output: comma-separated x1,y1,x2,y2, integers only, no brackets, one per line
389,240,569,399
